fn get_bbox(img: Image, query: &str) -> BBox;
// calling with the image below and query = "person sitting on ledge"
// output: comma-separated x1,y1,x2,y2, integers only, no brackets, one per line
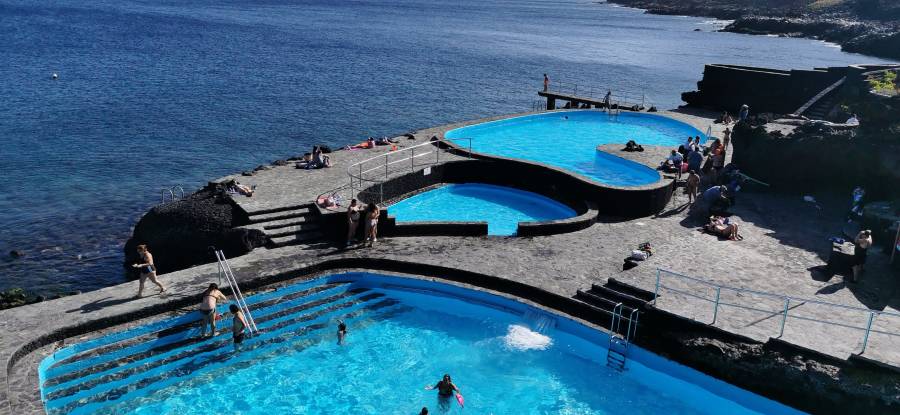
661,150,683,179
624,140,644,152
306,146,331,169
719,111,733,125
705,215,742,241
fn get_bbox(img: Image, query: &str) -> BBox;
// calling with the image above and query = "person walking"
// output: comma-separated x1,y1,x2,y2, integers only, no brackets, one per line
543,74,549,92
133,244,166,297
345,199,361,246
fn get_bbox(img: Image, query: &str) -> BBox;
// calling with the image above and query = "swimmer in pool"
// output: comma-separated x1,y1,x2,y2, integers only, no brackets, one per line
425,374,460,411
337,320,347,345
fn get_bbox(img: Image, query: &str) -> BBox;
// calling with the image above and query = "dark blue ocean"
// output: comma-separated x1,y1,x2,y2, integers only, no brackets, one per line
0,0,892,295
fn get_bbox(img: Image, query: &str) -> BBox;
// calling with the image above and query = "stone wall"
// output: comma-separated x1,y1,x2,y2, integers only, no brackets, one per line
682,64,848,114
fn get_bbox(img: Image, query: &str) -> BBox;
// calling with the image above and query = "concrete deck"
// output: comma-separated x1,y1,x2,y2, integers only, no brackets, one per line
2,109,897,414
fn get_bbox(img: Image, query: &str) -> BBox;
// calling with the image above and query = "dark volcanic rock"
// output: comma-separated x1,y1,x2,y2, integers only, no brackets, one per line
123,188,267,278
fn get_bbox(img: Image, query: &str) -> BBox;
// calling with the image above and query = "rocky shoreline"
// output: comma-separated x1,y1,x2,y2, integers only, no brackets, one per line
605,0,900,60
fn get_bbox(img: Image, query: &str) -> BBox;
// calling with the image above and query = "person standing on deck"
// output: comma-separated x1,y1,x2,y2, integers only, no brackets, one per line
345,199,361,246
604,90,611,108
543,74,549,92
739,104,749,123
851,230,873,282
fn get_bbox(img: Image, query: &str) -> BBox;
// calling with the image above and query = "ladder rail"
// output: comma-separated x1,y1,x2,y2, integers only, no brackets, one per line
215,250,259,334
220,252,259,334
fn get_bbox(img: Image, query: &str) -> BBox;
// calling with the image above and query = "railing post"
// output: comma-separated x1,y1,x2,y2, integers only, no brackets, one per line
711,287,721,325
653,269,661,305
860,311,875,354
384,155,389,180
410,147,415,172
778,298,790,338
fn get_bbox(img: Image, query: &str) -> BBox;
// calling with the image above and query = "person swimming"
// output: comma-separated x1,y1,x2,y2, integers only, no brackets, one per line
337,320,347,345
426,374,460,396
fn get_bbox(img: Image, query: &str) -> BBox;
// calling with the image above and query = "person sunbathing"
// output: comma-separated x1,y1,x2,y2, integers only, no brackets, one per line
705,216,742,240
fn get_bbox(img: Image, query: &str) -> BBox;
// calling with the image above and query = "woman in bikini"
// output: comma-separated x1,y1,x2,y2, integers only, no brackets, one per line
132,244,166,297
199,283,228,337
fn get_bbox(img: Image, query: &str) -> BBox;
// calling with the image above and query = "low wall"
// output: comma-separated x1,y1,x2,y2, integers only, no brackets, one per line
682,64,848,114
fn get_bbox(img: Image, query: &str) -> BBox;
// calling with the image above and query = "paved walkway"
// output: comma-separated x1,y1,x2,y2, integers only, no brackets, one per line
2,109,897,413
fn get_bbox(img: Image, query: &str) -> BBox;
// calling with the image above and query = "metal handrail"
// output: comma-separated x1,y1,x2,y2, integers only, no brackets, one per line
214,250,259,335
544,78,651,109
653,268,900,354
160,185,188,204
346,137,473,204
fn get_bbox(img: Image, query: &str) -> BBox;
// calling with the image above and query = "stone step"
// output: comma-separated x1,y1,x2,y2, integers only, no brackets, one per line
248,207,315,224
267,223,322,238
246,203,313,217
268,230,325,248
575,290,638,315
588,284,648,310
242,215,316,232
605,278,657,302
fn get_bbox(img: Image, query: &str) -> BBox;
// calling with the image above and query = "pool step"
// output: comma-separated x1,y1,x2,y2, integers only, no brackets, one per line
41,283,403,414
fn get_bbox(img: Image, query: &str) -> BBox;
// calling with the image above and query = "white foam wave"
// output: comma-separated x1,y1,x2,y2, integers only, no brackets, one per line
503,324,553,351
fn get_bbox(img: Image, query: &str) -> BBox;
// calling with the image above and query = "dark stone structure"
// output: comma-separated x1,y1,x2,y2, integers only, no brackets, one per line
682,64,899,115
123,187,268,276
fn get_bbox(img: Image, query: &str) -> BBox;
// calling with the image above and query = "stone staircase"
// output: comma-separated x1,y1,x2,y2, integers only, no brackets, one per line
804,93,838,120
574,278,655,317
241,204,325,248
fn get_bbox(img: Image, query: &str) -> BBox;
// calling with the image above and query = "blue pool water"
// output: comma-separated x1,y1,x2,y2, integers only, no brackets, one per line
39,273,806,415
387,184,576,235
446,111,699,186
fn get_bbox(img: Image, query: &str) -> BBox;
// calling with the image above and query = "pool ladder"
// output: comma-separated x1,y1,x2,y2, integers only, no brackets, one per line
214,249,259,336
606,303,639,371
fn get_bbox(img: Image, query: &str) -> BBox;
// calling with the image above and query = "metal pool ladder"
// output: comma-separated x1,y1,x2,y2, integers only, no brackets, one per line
214,249,259,335
606,303,639,371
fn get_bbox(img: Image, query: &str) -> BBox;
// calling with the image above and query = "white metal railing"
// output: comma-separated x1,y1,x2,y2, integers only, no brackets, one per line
160,185,186,204
346,137,473,204
214,249,259,335
543,79,652,110
653,268,900,354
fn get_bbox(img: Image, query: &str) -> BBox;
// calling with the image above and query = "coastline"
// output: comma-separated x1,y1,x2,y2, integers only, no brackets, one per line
602,0,900,61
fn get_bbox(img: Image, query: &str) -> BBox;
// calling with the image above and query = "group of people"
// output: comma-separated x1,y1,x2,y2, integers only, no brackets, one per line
660,130,730,188
345,198,380,247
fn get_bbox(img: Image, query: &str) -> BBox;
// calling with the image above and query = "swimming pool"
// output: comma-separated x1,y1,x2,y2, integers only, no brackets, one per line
387,183,577,236
39,272,805,415
445,111,704,187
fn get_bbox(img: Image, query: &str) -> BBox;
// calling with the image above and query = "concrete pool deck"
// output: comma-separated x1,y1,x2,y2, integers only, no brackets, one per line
2,109,896,414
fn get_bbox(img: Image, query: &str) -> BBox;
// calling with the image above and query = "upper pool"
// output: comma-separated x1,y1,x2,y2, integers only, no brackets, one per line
38,272,805,415
445,111,704,187
387,183,576,235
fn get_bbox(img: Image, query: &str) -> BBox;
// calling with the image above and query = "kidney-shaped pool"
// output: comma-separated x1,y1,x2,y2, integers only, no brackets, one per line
445,111,704,187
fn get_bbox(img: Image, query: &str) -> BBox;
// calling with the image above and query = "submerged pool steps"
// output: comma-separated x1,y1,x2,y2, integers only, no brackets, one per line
41,280,405,414
44,288,376,405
